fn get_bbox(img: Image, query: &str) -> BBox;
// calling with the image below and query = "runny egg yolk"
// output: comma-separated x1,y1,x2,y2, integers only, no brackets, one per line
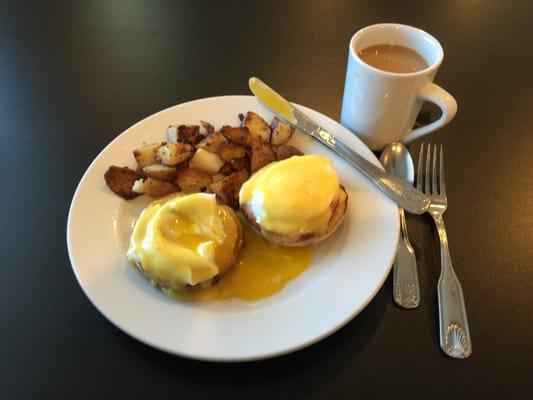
129,193,312,301
127,193,241,288
166,217,312,301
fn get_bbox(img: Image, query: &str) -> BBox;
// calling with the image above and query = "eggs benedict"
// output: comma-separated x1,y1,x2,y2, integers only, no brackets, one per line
239,155,347,247
127,192,243,290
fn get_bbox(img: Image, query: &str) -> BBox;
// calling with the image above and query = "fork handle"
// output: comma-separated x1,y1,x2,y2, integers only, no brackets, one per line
434,215,472,358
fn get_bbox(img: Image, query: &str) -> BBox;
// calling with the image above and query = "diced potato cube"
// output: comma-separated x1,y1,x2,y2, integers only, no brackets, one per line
207,180,223,199
211,174,226,183
250,143,276,173
131,179,145,194
142,164,178,182
167,124,200,144
243,111,270,144
175,167,213,193
207,170,249,209
104,166,142,199
156,143,194,166
189,148,225,174
218,142,247,161
133,143,164,168
196,131,228,153
276,144,304,161
229,156,249,172
143,178,179,198
219,162,234,176
270,117,295,145
221,126,250,146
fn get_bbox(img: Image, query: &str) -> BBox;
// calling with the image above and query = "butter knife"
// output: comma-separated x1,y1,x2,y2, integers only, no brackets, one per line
248,77,430,215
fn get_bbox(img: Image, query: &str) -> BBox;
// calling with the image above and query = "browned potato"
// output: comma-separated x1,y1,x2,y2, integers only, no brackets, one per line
175,167,212,193
195,134,206,144
156,143,194,166
189,148,225,174
251,143,276,173
276,144,304,161
229,156,250,172
218,142,247,161
196,131,228,153
142,164,178,182
219,162,234,176
243,111,270,144
200,120,215,135
131,179,145,194
211,173,226,182
104,166,142,199
167,124,200,144
167,126,179,143
270,117,295,145
133,143,164,168
207,170,250,209
143,178,179,198
207,180,223,200
221,169,250,208
221,126,250,146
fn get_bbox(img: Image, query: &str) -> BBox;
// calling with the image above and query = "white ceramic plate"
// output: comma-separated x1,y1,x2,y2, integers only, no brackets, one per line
67,96,399,361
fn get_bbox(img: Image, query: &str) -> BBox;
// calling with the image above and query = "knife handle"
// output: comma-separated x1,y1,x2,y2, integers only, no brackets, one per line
313,127,429,215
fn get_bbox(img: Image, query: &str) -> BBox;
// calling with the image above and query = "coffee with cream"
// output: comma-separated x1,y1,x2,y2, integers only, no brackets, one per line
358,44,428,73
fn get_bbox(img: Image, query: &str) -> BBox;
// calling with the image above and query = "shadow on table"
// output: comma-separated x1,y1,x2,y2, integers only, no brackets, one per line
407,211,442,352
120,274,390,396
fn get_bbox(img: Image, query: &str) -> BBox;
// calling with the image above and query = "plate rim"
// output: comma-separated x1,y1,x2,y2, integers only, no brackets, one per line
66,95,399,362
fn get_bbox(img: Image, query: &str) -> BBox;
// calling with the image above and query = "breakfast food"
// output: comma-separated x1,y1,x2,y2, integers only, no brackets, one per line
127,192,243,290
207,169,250,209
104,166,142,199
275,144,304,161
250,143,277,173
104,111,296,209
170,217,313,301
239,155,348,247
103,110,348,300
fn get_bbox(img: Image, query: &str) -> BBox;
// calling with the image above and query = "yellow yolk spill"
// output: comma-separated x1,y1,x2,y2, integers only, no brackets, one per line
165,216,312,301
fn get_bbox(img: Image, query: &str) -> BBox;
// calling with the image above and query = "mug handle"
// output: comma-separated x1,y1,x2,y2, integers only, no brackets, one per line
404,83,457,143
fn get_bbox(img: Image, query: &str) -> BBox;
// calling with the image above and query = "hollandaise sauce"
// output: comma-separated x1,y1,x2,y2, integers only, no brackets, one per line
128,192,313,302
239,155,339,239
165,219,312,301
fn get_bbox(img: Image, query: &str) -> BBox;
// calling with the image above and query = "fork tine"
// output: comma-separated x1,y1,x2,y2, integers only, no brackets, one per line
439,144,446,196
425,143,431,195
417,143,424,191
432,144,438,195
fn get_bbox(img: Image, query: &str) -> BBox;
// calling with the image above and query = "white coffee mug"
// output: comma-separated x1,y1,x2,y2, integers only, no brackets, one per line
340,23,457,150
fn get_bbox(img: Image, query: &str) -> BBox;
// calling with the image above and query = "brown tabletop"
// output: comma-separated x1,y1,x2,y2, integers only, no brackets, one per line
2,1,532,399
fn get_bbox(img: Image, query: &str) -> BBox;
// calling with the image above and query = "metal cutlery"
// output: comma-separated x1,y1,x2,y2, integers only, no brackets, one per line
249,76,470,357
417,143,472,358
248,77,431,215
380,143,420,309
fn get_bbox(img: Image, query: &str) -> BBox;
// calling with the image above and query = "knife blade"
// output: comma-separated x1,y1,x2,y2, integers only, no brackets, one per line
248,77,430,215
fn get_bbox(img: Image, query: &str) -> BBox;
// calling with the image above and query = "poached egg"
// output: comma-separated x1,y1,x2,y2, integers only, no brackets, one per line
127,193,242,289
239,155,342,241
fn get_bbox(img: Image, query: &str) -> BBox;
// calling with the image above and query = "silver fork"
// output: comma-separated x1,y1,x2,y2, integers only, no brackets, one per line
417,143,472,359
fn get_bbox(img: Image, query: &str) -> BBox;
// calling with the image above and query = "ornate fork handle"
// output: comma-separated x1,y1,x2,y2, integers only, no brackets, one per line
432,213,472,358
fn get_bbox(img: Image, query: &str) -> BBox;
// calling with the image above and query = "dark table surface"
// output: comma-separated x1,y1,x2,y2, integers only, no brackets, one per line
2,1,532,399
